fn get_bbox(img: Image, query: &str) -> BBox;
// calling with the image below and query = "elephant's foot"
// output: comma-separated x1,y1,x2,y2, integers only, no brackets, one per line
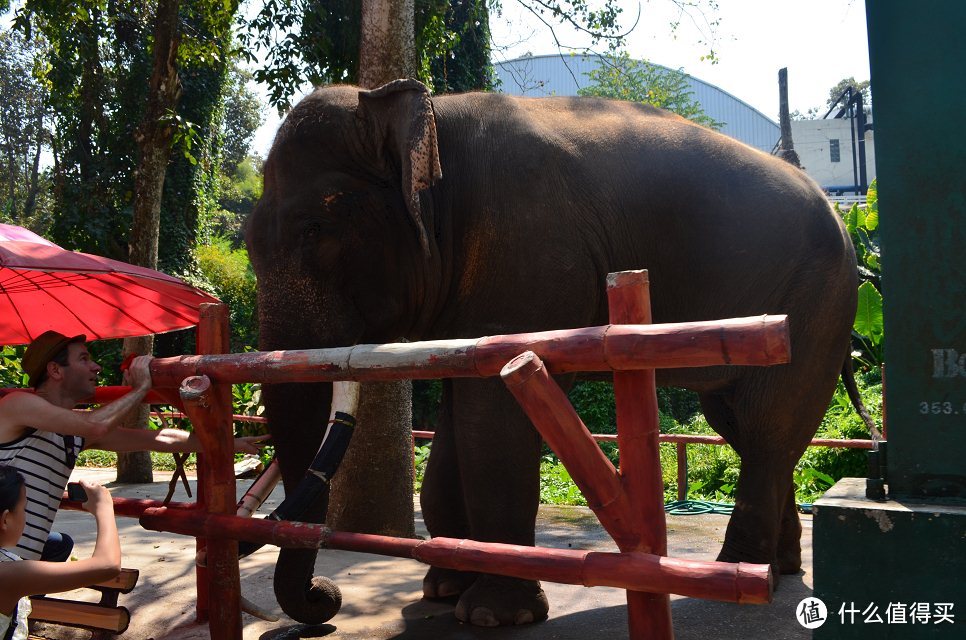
775,542,802,575
717,546,800,576
777,501,803,574
716,544,791,591
422,566,478,599
453,575,549,627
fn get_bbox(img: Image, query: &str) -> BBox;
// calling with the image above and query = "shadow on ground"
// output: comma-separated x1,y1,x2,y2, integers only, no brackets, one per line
35,470,812,639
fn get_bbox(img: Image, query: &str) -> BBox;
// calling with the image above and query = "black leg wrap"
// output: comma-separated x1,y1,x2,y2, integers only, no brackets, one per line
238,412,356,558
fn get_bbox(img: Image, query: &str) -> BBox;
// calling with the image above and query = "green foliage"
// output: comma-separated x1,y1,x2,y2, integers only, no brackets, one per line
240,0,361,109
413,443,432,493
795,373,881,503
827,77,871,112
15,0,149,260
526,370,880,506
0,345,28,388
219,67,263,172
213,154,263,245
241,0,649,109
0,29,52,230
540,454,587,505
194,236,258,351
241,0,492,108
662,415,740,502
412,379,443,428
76,449,199,471
839,179,883,371
9,0,241,273
853,281,883,359
418,0,492,92
579,51,723,129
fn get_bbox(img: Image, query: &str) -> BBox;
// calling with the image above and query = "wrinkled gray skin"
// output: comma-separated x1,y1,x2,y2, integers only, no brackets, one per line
246,80,858,627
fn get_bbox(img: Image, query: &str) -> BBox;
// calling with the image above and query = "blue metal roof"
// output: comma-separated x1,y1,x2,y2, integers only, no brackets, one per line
493,54,780,153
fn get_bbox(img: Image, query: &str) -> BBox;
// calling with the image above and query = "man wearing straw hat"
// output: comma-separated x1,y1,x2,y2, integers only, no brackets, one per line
0,331,264,562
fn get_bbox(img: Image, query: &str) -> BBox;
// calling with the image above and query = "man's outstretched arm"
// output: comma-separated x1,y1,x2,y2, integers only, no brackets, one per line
0,356,154,442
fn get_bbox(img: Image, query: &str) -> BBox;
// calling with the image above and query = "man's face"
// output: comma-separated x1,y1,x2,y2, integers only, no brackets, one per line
60,342,102,398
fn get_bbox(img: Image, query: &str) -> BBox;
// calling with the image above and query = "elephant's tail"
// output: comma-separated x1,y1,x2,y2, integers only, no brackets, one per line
841,355,883,441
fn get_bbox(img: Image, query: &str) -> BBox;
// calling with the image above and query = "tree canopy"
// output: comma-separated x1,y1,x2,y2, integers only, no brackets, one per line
826,76,871,113
241,0,495,110
578,52,722,129
0,29,50,228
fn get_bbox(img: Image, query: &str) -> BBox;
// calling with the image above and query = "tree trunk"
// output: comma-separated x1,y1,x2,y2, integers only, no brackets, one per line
5,142,16,217
327,0,416,537
116,0,182,484
22,106,44,223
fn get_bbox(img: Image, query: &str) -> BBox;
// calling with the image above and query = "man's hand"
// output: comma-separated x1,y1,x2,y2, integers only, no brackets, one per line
234,435,270,454
122,355,153,392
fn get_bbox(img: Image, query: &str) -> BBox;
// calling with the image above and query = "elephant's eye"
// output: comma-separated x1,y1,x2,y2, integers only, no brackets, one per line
321,193,341,209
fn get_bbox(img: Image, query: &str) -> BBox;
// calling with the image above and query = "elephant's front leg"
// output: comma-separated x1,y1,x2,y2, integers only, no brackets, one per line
423,377,549,626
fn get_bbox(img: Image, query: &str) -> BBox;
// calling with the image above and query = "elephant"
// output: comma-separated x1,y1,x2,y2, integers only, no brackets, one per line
245,79,860,627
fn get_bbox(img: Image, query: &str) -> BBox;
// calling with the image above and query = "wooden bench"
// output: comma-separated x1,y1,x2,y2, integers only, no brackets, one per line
29,568,138,637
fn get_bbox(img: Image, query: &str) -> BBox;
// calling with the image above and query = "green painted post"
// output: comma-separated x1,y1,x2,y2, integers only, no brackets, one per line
871,5,966,498
812,3,966,638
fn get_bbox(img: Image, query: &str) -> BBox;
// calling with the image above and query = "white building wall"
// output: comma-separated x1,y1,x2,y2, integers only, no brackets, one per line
790,119,876,192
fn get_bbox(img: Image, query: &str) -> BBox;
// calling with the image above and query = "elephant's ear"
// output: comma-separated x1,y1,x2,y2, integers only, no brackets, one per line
357,79,443,256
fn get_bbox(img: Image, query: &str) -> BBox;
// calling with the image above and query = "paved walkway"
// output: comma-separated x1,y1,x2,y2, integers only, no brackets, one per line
34,468,814,639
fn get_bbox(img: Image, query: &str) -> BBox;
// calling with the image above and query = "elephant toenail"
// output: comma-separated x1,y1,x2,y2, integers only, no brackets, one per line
469,607,499,627
514,610,535,625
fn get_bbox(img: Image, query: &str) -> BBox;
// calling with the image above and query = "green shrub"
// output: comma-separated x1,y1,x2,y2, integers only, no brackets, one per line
413,443,432,493
76,449,199,471
412,380,442,428
0,345,27,388
539,454,588,506
194,236,258,352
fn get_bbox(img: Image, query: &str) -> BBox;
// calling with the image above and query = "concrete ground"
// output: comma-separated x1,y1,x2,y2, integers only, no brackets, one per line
34,468,814,640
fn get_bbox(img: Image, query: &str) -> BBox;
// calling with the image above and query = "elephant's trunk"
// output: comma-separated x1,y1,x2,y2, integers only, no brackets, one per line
253,260,366,622
273,548,342,624
268,384,358,624
260,380,338,623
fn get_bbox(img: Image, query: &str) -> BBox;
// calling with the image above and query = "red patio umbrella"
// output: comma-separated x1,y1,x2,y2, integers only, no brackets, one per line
0,223,220,345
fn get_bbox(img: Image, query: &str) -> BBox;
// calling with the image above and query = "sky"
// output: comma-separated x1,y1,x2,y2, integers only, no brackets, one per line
250,0,871,156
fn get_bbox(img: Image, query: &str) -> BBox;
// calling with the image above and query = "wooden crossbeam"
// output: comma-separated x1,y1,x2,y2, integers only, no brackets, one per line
29,597,130,633
89,568,140,594
29,567,139,635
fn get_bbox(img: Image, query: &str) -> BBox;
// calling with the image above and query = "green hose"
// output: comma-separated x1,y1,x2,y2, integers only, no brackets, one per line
664,500,814,515
664,500,734,515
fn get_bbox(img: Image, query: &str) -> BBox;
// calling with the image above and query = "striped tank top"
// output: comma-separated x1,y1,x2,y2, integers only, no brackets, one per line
0,429,84,560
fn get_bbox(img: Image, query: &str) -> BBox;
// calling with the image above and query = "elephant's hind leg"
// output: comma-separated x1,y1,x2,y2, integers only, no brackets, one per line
699,384,813,577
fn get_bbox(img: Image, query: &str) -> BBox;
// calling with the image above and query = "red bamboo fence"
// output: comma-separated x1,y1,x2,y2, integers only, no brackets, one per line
53,270,795,639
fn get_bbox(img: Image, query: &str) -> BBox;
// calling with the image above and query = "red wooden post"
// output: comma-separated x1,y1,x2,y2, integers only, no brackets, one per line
501,352,644,550
186,303,242,638
607,270,673,639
